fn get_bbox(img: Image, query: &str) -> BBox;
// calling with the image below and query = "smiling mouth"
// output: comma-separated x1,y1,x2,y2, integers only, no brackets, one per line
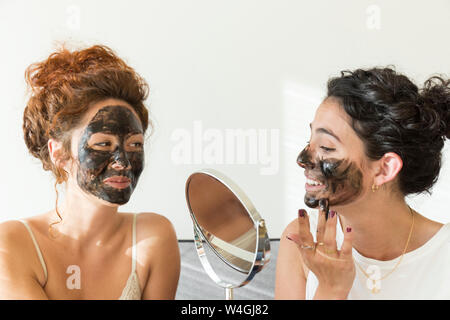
306,177,324,186
103,176,131,189
304,173,326,192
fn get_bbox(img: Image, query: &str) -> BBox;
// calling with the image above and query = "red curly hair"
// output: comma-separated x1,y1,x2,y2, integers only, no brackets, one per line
23,44,150,184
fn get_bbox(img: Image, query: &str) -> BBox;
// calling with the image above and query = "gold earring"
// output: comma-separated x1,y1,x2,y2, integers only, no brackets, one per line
372,184,379,192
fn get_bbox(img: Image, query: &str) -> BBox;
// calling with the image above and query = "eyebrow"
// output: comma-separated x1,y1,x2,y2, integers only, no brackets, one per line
309,123,341,143
88,132,144,139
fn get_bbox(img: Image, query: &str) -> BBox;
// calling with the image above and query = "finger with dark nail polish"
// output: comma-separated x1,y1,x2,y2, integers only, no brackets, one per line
298,209,307,218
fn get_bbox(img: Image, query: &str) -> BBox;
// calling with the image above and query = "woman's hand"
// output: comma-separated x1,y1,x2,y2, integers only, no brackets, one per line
286,205,355,299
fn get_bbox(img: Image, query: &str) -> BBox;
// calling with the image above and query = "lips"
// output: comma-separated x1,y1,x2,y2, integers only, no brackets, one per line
103,175,131,189
304,172,326,192
306,177,323,186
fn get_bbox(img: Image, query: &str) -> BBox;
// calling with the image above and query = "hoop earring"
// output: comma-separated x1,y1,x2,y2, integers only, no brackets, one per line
371,184,379,193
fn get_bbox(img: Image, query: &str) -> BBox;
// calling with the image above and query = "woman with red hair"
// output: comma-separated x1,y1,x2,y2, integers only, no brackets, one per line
0,45,180,299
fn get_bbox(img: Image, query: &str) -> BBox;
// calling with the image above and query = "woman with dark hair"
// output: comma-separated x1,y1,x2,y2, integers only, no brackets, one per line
0,45,180,299
275,67,450,299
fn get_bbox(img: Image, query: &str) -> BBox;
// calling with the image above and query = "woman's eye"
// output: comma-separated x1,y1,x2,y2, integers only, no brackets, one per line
320,146,336,152
95,142,111,147
129,142,143,148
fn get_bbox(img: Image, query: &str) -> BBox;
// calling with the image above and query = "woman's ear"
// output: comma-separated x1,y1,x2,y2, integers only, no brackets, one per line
48,138,68,172
373,152,403,186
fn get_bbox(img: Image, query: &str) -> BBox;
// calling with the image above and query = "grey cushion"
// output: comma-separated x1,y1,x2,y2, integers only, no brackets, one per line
176,240,279,300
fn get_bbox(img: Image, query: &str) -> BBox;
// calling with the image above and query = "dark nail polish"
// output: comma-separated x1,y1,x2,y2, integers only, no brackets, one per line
298,209,306,217
346,227,352,233
329,210,336,218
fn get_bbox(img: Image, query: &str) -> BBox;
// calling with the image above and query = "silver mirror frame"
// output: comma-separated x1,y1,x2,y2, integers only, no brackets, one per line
185,168,271,298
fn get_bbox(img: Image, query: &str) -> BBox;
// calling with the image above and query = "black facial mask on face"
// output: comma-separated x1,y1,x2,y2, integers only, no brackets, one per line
76,105,144,205
297,144,363,212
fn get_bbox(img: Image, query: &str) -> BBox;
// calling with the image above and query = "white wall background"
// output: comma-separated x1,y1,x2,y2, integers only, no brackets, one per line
0,0,449,239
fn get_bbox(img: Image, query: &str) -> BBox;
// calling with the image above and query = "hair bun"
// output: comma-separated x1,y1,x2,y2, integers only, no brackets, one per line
420,76,450,139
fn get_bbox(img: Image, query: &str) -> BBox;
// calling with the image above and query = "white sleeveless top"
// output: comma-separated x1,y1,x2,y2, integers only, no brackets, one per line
305,213,450,299
18,213,141,300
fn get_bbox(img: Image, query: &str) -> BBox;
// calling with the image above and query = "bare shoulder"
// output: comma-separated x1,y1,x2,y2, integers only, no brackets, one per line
136,213,180,299
0,219,41,280
0,212,53,244
136,212,177,239
0,209,54,244
275,217,308,299
0,219,29,246
0,212,55,269
278,217,303,259
0,216,50,298
134,212,178,257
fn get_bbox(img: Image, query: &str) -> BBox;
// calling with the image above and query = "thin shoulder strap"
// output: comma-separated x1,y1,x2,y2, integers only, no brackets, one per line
131,213,137,273
18,220,48,284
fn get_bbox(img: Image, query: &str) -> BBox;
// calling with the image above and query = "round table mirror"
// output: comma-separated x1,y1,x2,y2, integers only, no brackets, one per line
185,169,270,299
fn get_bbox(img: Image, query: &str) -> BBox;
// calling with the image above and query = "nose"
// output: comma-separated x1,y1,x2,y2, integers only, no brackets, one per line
111,148,131,170
297,144,315,169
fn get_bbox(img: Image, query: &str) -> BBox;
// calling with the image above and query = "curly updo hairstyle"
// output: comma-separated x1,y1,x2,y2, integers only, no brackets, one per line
326,67,450,196
23,44,150,184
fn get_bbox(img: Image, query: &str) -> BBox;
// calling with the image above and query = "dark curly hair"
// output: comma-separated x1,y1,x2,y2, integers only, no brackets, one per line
327,67,450,196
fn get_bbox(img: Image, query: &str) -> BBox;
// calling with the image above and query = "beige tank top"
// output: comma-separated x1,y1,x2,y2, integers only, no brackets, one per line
18,213,142,300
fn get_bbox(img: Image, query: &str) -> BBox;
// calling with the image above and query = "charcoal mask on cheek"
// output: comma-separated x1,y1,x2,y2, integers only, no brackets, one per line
76,106,144,205
296,144,363,211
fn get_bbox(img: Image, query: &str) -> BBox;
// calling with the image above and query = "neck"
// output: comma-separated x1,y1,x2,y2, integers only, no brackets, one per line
333,190,414,261
51,181,123,247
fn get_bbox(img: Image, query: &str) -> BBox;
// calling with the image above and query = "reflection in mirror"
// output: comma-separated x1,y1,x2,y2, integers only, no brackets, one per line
185,169,270,299
187,173,256,272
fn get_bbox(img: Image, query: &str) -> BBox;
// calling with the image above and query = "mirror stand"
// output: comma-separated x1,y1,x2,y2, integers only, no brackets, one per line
225,286,233,300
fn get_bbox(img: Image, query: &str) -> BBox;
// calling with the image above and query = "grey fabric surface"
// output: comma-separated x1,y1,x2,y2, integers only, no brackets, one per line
175,240,279,300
